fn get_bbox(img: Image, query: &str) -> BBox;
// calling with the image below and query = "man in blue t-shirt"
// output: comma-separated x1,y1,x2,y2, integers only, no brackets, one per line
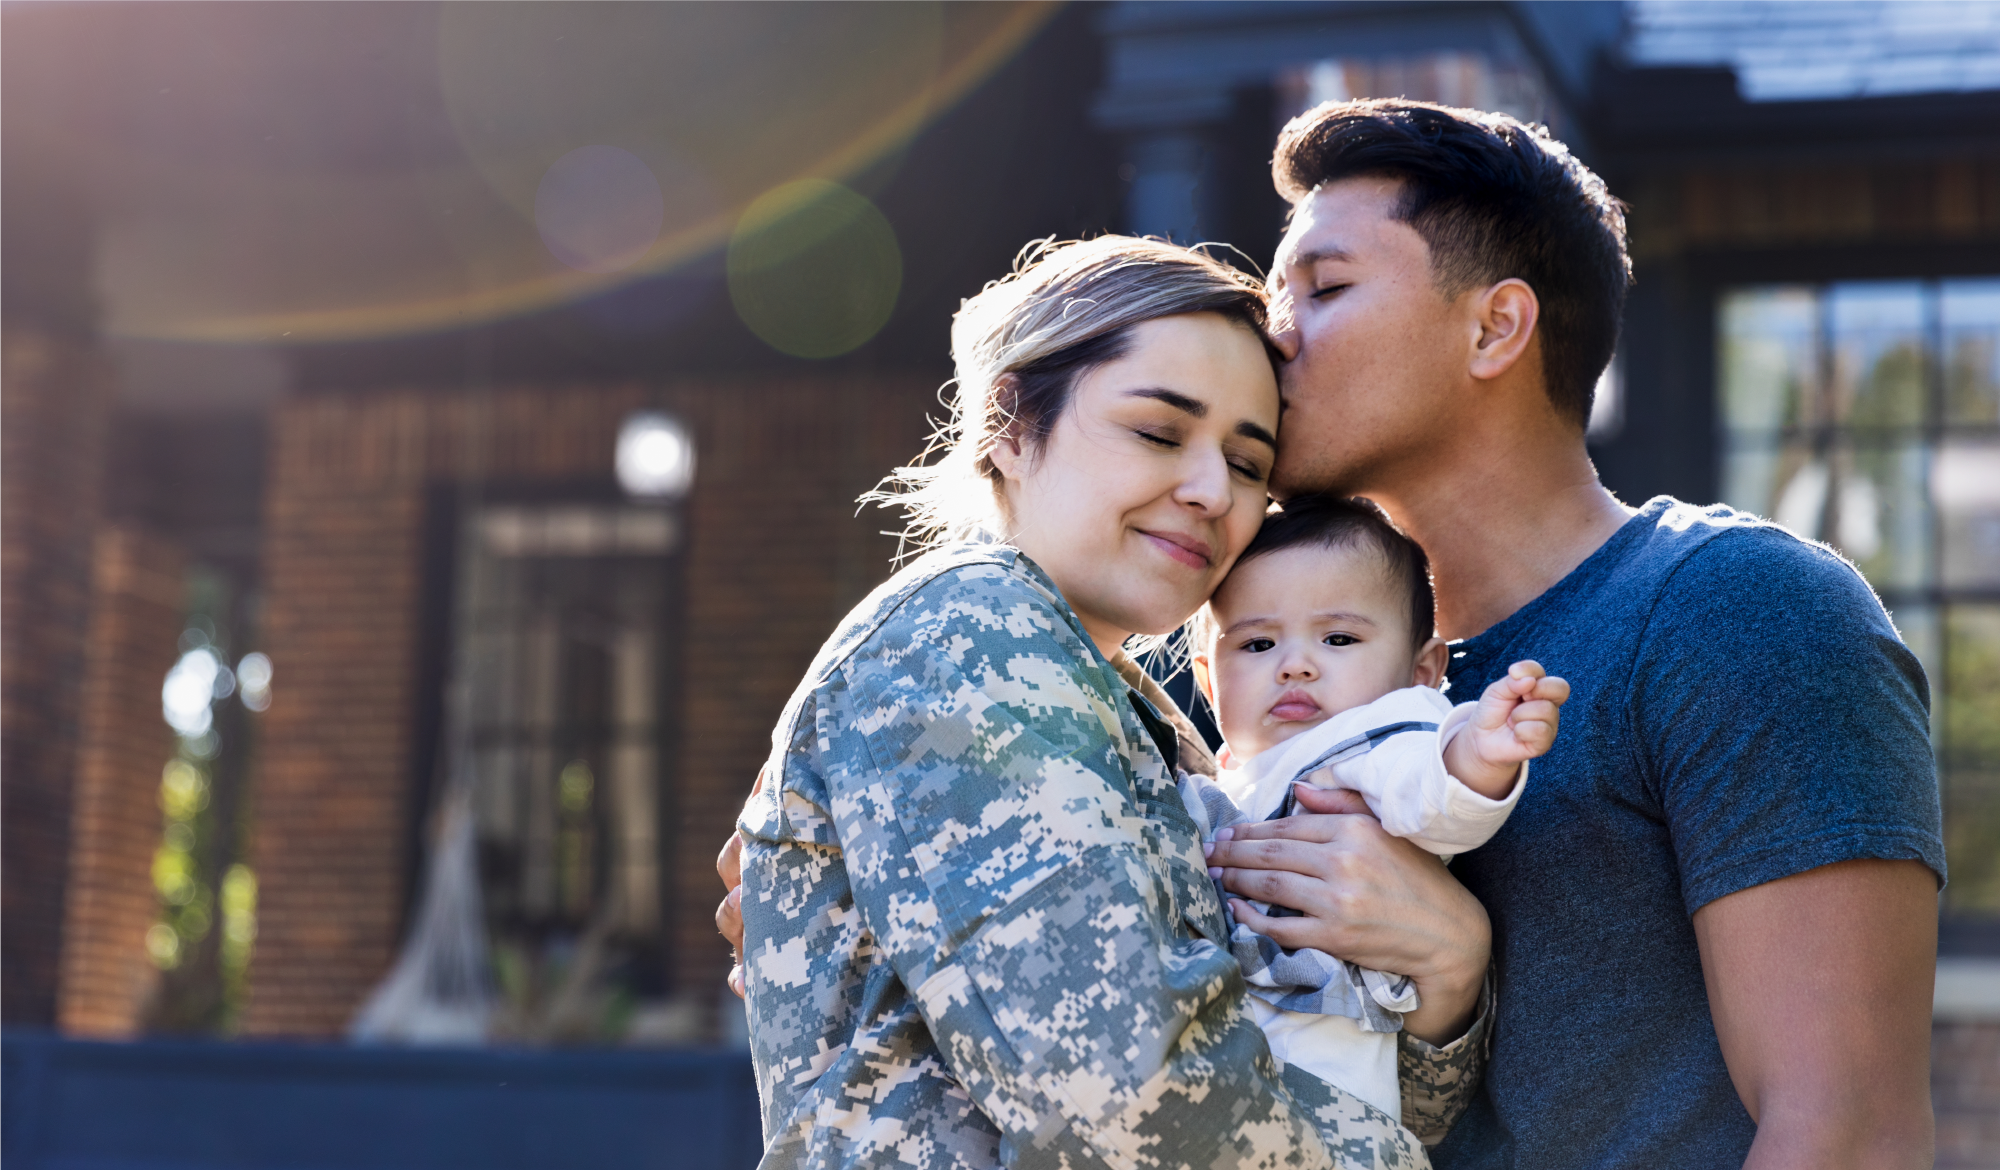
1206,100,1945,1167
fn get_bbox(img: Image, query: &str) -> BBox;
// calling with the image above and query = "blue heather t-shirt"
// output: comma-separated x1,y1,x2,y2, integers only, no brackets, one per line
1431,498,1945,1169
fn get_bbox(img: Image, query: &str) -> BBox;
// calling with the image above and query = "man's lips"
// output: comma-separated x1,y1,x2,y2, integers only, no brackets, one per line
1137,529,1213,570
1267,690,1322,722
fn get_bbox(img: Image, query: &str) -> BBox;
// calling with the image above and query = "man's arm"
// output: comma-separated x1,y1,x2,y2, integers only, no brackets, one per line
1692,857,1937,1170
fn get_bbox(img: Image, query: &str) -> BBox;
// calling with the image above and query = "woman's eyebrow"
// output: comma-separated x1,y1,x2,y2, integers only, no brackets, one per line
1124,387,1206,416
1123,388,1275,449
1235,420,1277,450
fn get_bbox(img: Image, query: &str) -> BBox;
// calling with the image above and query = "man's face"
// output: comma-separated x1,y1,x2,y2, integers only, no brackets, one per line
1266,177,1470,498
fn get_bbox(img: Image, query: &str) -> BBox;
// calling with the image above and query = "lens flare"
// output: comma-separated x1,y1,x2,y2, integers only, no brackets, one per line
534,146,665,274
728,180,901,359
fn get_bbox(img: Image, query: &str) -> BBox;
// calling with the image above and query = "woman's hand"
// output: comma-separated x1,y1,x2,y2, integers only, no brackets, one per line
1203,784,1489,1045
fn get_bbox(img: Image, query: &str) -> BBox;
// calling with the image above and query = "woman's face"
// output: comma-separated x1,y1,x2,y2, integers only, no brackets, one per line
992,312,1280,658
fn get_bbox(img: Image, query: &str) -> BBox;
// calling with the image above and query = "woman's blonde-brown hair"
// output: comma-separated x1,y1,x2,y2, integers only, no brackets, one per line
868,235,1272,556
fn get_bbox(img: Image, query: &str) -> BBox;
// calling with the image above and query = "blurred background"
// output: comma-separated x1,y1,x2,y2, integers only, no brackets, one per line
1,2,1994,1167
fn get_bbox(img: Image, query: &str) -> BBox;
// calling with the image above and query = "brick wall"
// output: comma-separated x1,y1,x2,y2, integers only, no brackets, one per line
1,326,110,1024
245,378,930,1037
1934,1020,1999,1169
56,525,186,1036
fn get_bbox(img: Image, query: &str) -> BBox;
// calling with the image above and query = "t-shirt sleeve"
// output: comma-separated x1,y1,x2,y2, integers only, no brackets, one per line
1630,526,1946,916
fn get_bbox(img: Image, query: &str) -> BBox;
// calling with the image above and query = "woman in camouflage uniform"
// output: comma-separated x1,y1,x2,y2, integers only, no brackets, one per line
736,237,1489,1169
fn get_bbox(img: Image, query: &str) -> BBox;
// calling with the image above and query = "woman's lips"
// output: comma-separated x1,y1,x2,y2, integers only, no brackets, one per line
1137,529,1213,570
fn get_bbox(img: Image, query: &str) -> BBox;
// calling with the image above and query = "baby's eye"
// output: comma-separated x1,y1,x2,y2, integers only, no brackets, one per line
1242,637,1275,653
1322,633,1357,648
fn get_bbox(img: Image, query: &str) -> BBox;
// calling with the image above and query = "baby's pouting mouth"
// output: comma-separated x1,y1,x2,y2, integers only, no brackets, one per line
1264,688,1323,724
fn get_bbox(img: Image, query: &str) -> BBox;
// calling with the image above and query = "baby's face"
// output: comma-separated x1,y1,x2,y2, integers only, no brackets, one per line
1199,542,1425,758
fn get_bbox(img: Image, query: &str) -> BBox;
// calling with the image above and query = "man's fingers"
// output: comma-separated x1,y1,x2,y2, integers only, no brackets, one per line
727,963,746,1000
717,831,744,889
715,886,745,951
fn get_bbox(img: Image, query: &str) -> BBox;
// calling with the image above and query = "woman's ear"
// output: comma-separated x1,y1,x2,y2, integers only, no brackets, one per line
985,375,1032,484
1191,651,1217,711
1411,636,1450,689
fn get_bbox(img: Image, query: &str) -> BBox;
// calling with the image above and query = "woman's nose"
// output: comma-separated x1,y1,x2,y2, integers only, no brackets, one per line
1173,451,1233,515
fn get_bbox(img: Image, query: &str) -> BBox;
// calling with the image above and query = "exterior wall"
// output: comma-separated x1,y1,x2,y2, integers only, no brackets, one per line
1624,157,2000,261
56,525,185,1036
245,379,930,1038
1935,1020,2000,1170
1,326,110,1024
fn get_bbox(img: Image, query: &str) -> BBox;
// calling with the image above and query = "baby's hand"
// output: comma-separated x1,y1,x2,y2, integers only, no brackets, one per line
1441,660,1570,798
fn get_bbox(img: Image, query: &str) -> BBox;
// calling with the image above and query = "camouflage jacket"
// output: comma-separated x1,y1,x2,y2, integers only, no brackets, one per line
738,544,1487,1169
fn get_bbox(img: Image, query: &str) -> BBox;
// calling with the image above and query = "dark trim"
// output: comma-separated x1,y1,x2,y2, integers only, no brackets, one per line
1593,64,2000,167
1680,240,2001,288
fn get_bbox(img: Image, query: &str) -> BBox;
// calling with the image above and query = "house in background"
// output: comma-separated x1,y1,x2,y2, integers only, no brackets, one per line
2,1,1993,1164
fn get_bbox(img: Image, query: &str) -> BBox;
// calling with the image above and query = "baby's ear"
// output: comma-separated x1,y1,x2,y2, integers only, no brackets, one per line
1411,636,1449,689
1191,652,1216,709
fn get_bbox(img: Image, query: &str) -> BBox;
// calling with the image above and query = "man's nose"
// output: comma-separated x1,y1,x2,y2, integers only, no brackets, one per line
1269,322,1301,363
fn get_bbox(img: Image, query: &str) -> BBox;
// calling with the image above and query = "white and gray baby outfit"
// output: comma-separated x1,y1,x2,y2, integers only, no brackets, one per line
1178,685,1525,1121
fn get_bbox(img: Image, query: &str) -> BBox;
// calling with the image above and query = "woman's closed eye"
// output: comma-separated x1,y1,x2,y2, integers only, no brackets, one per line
1310,282,1351,300
1136,428,1268,482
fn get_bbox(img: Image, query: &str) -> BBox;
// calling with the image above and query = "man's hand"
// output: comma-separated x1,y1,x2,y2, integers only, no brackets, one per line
714,767,763,999
715,831,746,998
1442,659,1569,798
1204,785,1489,1045
1694,858,1937,1169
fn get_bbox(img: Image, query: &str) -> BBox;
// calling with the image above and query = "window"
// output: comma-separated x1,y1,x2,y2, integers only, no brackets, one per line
1718,279,1999,945
443,501,682,1038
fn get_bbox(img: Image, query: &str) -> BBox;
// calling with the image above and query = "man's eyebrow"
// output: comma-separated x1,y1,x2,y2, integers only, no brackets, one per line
1291,246,1357,269
1124,388,1206,416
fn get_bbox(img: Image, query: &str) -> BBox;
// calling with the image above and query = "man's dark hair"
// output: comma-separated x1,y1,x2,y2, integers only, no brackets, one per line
1236,494,1434,649
1272,98,1631,429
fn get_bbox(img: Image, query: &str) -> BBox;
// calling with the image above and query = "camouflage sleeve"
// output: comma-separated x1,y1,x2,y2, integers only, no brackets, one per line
819,585,1392,1169
1397,975,1493,1145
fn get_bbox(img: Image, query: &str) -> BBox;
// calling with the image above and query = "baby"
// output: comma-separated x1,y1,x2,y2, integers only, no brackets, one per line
1179,494,1568,1125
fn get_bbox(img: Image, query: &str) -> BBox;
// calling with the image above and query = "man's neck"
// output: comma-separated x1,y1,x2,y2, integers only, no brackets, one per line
1366,417,1634,642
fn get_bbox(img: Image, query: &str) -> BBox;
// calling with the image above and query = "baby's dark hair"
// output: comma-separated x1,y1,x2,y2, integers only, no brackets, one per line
1227,495,1435,650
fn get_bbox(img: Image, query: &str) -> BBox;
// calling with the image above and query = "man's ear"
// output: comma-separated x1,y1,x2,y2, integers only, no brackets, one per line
1467,278,1539,383
1191,651,1217,711
1411,636,1450,689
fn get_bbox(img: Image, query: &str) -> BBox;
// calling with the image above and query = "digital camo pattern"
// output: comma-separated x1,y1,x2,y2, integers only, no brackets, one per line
739,543,1475,1168
1399,983,1492,1146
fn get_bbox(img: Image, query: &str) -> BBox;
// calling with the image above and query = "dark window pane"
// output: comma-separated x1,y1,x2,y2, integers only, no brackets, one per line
1942,605,1999,916
1942,279,2000,427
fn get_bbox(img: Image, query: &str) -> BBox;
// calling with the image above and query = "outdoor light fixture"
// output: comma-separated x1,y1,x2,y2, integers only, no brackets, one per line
615,411,695,499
